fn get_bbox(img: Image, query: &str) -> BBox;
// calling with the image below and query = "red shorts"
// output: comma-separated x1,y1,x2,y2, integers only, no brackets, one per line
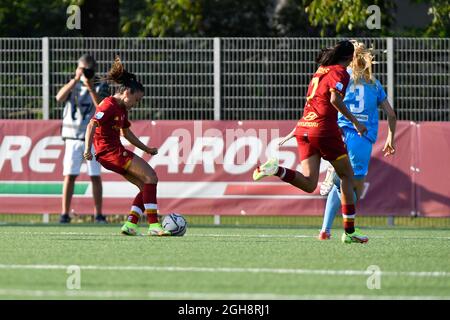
296,133,347,162
95,146,135,175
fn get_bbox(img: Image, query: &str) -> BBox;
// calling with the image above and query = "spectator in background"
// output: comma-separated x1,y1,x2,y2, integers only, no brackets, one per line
56,54,109,223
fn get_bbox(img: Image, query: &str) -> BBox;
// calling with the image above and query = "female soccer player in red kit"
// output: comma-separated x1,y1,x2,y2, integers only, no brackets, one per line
84,57,170,236
253,40,369,243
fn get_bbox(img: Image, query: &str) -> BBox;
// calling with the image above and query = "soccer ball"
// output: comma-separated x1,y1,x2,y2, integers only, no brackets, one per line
162,213,187,236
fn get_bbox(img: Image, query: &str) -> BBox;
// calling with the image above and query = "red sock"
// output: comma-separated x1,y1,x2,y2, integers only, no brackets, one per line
127,192,144,224
143,184,158,224
342,204,355,234
275,167,296,182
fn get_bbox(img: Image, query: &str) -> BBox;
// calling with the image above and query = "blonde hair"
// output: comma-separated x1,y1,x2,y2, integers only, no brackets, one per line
349,40,375,84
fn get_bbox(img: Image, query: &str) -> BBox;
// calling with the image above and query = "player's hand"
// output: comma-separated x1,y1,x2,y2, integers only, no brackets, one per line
383,139,396,157
147,147,158,155
83,150,93,161
74,67,83,81
354,122,368,136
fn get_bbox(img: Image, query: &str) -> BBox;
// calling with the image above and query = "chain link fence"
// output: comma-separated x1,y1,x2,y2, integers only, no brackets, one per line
0,38,43,119
221,37,389,120
395,38,449,121
0,37,448,121
48,38,215,121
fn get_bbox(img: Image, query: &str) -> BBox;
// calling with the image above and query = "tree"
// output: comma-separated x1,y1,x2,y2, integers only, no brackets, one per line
120,0,201,37
0,0,79,36
305,0,396,36
0,0,448,37
271,0,322,36
0,0,120,37
415,0,450,36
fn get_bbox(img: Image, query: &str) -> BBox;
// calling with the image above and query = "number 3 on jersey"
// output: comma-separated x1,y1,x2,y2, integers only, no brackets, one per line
306,77,319,101
348,84,365,113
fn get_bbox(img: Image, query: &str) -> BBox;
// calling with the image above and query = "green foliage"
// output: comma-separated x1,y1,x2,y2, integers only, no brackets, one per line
418,0,450,36
120,0,201,37
305,0,395,36
0,0,83,36
0,0,447,37
272,0,321,36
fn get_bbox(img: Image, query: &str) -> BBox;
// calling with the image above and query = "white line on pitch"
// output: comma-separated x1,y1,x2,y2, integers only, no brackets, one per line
1,230,450,240
0,264,449,278
0,231,313,238
0,288,448,300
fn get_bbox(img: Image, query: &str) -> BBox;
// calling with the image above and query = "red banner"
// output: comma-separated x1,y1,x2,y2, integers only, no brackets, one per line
0,120,449,216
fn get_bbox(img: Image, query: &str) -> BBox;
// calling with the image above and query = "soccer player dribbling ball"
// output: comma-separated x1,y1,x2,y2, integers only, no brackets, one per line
83,56,171,236
318,41,397,240
253,40,369,244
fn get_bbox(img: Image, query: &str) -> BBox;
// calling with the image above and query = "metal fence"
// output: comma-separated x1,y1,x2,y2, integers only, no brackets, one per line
0,38,43,119
0,37,448,121
395,38,449,121
221,37,389,120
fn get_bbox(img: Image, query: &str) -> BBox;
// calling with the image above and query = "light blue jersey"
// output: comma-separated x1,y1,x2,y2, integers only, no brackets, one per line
337,69,387,143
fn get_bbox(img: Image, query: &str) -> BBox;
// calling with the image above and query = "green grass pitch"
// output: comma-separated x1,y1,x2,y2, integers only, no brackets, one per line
0,224,449,300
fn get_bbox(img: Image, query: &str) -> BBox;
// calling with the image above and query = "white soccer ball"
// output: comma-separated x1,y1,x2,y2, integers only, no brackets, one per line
162,213,187,236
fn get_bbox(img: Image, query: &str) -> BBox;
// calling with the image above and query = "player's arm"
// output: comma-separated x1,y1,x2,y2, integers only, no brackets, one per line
121,128,158,155
330,91,367,136
83,120,98,160
380,99,397,156
56,67,83,103
279,127,296,146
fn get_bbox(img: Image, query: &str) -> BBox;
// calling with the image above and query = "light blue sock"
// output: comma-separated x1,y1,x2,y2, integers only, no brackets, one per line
321,185,340,233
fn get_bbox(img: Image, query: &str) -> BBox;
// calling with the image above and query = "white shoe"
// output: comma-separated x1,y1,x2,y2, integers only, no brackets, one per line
320,165,336,196
253,158,279,181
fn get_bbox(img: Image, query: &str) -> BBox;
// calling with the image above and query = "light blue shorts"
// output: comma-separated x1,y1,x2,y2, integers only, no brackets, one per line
342,127,373,178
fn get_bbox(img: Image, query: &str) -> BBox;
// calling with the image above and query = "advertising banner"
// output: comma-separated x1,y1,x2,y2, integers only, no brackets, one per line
1,120,449,216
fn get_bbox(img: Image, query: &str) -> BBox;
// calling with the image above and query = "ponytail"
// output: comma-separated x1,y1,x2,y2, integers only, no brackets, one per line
315,47,335,65
105,56,144,94
350,41,375,84
315,40,354,66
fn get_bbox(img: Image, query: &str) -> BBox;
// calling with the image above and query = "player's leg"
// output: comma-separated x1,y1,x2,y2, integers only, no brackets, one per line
125,155,170,236
120,173,145,236
331,157,356,231
253,155,320,193
319,165,336,196
318,129,368,243
319,129,358,238
253,135,321,193
335,129,372,242
94,149,152,235
319,177,359,240
332,156,368,243
319,184,340,239
87,148,105,223
279,154,321,192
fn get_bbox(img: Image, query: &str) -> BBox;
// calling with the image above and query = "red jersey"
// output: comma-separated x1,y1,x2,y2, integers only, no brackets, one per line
295,65,349,137
91,96,131,155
